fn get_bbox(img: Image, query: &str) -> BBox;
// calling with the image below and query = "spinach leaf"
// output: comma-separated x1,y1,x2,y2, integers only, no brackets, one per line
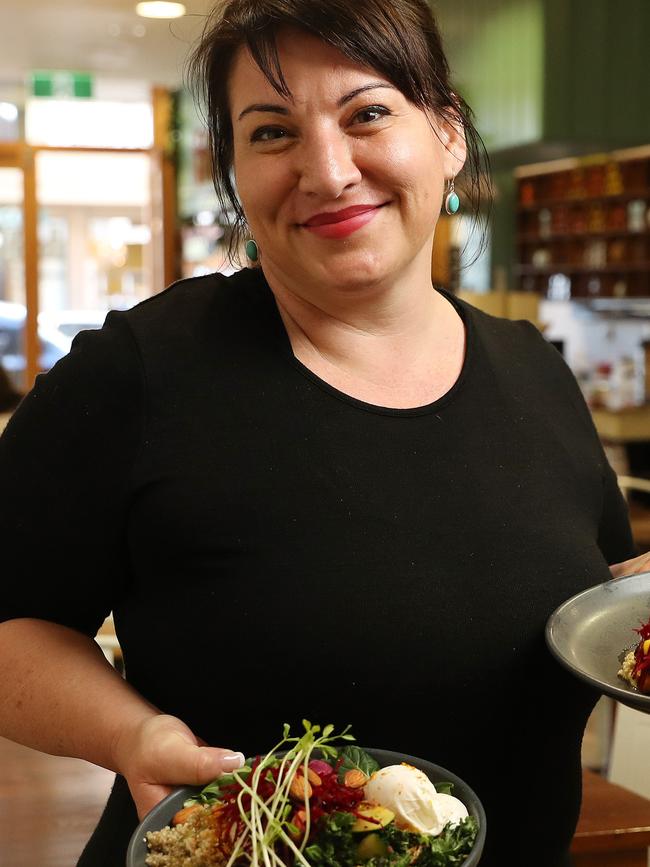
335,746,380,783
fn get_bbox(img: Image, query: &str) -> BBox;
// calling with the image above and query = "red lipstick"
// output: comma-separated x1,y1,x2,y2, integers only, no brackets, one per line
302,204,385,239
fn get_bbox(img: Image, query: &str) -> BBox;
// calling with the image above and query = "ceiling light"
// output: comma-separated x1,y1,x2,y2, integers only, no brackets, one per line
0,102,19,123
135,2,186,18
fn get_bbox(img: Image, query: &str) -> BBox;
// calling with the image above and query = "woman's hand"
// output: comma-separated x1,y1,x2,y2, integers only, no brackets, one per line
610,551,650,580
112,713,245,819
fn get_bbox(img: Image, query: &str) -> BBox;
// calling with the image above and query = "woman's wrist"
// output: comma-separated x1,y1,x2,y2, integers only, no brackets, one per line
109,705,162,777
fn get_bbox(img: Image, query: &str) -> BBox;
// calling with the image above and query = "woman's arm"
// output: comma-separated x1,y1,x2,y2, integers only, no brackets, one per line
0,618,244,818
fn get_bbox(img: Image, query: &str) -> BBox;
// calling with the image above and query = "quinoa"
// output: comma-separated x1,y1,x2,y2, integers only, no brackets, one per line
145,805,225,867
618,649,637,688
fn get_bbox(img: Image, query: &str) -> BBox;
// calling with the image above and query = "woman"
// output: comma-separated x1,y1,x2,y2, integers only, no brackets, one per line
0,1,643,865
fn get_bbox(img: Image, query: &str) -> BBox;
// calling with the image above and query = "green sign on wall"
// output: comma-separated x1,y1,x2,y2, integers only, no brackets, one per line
31,71,93,99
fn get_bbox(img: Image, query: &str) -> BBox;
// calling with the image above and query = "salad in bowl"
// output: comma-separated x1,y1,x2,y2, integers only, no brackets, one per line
128,721,485,867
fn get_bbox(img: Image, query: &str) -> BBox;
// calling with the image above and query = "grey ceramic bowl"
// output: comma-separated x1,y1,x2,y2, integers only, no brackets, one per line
127,747,486,867
546,570,650,713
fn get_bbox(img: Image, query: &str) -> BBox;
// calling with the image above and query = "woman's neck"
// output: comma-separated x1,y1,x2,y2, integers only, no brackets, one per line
265,268,466,409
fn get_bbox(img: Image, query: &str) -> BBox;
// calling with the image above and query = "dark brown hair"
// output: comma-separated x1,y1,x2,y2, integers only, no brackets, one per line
186,0,491,264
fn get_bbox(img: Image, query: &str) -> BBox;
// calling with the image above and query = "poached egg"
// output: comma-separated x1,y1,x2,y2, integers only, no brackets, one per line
363,764,468,837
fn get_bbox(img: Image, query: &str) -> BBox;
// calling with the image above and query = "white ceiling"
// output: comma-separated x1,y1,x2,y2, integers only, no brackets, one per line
0,0,214,97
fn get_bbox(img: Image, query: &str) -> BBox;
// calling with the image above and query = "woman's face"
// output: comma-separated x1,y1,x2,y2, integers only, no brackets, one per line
228,29,466,297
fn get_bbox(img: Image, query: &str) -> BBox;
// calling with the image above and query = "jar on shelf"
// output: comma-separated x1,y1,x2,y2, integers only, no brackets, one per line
538,208,552,238
584,240,607,267
607,239,626,263
607,203,627,230
547,273,571,300
587,276,602,297
532,247,551,268
627,199,647,232
586,164,606,197
568,168,587,199
520,181,535,205
587,204,606,233
605,162,623,195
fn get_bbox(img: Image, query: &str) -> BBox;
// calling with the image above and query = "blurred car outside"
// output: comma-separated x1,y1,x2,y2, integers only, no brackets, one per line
0,301,107,391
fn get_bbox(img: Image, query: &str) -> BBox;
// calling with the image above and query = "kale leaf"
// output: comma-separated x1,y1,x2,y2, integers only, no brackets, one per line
380,818,478,867
305,812,359,867
307,813,478,867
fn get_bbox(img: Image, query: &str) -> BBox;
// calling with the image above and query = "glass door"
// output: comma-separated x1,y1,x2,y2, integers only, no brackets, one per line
0,151,28,393
34,149,156,368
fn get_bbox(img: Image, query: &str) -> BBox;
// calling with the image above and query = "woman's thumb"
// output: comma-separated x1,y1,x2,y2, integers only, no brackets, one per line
167,738,246,786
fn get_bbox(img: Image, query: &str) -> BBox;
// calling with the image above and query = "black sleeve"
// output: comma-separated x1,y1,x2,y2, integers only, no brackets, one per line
597,459,637,564
518,320,636,566
0,311,145,636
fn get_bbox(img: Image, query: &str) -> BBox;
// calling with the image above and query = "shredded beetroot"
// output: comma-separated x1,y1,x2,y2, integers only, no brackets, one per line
634,616,650,642
208,753,368,854
307,766,366,825
632,615,650,692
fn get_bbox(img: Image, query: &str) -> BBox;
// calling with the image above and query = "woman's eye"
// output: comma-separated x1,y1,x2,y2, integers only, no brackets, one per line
352,105,391,125
250,126,288,143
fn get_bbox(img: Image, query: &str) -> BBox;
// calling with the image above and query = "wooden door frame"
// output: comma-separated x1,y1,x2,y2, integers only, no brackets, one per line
0,142,38,390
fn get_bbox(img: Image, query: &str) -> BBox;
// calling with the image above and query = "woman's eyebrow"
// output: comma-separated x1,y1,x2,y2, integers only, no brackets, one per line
337,83,396,106
237,83,396,122
238,103,290,121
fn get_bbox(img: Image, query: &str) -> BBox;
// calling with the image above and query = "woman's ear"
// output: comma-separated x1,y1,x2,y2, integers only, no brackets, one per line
439,109,467,180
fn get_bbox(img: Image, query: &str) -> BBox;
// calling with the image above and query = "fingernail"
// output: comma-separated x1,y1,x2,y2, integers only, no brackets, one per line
221,751,246,770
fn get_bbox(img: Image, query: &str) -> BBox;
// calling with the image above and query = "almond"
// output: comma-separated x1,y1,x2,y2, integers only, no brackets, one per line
289,773,313,801
306,767,322,786
288,809,307,840
344,769,368,789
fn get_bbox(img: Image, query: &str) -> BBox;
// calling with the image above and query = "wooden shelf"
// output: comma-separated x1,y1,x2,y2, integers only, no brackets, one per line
515,150,650,297
518,188,650,211
518,230,650,242
515,263,650,275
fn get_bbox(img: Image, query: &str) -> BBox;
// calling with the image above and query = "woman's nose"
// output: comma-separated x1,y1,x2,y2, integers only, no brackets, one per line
296,128,362,198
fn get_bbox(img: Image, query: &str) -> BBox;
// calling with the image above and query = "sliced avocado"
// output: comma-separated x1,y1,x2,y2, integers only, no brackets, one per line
351,805,395,833
356,833,389,860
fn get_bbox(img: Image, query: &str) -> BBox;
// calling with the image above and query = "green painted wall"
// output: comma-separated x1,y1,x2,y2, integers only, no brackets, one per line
434,0,544,151
435,0,650,154
544,0,650,148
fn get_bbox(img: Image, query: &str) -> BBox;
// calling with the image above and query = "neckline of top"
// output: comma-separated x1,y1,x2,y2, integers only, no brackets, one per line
251,270,475,418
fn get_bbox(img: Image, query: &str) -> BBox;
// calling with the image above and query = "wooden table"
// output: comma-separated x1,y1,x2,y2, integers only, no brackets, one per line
572,769,650,867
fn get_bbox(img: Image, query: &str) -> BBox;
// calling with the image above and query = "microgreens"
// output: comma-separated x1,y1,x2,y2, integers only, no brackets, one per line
190,720,355,867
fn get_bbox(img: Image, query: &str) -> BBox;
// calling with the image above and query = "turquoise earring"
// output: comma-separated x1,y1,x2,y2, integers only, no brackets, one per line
245,238,259,263
444,177,460,215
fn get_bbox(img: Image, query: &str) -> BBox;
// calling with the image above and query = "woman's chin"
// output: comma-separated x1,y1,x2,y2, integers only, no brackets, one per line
297,248,397,290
